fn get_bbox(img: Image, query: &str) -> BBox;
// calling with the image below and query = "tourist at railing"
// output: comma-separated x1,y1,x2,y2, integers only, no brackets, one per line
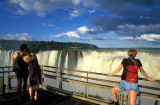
108,49,156,105
12,44,29,103
23,48,41,102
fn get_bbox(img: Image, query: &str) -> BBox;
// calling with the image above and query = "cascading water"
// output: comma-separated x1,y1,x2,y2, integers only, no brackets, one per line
64,52,69,69
0,49,160,104
0,50,15,66
1,49,160,80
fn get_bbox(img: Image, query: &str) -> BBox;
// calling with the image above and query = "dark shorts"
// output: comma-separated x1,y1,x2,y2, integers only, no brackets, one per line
29,79,41,86
118,80,140,93
16,69,29,79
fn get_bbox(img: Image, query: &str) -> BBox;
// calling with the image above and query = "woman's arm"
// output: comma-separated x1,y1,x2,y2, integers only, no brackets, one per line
108,64,123,76
12,52,18,65
28,53,36,60
139,67,156,82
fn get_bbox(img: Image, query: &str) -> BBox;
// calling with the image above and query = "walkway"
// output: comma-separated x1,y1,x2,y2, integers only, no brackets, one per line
0,90,99,105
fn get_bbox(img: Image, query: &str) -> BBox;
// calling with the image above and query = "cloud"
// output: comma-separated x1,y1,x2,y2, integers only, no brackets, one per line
49,26,114,40
48,24,54,27
89,15,160,37
89,9,95,13
50,31,80,39
85,0,160,38
77,26,104,34
77,26,89,34
119,37,134,40
119,34,160,42
136,34,160,42
7,0,82,17
69,10,81,17
116,24,160,36
89,16,124,31
42,23,54,27
49,25,160,43
5,0,160,43
2,33,33,41
84,0,160,17
49,26,102,40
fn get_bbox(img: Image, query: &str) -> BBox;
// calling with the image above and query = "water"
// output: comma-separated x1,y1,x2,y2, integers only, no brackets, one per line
34,48,160,80
1,48,160,81
0,48,160,105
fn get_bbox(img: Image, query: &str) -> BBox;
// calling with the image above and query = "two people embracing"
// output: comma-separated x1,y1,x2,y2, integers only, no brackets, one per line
12,44,41,103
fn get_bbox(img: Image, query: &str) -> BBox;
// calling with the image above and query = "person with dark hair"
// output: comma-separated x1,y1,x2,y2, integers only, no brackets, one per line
108,49,156,105
12,44,29,103
23,48,41,102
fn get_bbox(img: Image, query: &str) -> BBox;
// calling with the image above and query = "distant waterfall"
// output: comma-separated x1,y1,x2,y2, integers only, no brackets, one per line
0,50,15,66
64,52,69,68
0,49,160,80
36,50,160,80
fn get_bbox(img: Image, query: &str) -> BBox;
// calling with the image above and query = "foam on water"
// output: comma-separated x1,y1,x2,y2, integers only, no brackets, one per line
1,49,160,80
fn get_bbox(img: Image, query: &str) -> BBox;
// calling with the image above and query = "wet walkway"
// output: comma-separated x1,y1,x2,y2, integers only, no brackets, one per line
0,90,98,105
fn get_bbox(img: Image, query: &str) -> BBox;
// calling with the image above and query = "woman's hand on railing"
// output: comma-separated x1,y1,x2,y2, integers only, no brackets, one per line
147,77,156,82
108,73,114,76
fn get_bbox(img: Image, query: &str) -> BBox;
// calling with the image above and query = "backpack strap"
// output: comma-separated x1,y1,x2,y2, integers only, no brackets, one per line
17,52,20,57
128,59,132,65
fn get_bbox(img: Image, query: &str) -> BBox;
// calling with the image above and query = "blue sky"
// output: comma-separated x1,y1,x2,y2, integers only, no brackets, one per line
0,0,160,48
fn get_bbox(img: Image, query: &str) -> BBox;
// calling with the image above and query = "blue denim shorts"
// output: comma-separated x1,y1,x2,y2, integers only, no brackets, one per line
118,80,140,93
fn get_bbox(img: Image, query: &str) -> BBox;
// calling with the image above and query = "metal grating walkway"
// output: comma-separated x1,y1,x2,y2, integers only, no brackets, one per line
0,90,98,105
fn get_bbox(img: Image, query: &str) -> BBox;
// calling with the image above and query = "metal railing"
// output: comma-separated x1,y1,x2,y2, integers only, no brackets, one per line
0,66,160,105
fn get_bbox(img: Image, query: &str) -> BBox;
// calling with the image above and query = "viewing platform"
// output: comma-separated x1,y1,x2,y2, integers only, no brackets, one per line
0,66,160,105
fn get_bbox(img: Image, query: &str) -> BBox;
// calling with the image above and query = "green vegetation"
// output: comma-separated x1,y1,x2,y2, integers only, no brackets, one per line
0,40,99,52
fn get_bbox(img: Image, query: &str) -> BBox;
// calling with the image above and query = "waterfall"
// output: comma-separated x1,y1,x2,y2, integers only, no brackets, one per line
64,52,69,68
58,51,62,68
48,50,58,67
0,50,15,66
0,49,160,102
0,49,160,80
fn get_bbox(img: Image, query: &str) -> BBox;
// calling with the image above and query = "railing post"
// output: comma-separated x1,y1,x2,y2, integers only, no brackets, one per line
57,77,62,91
84,73,89,98
126,92,130,105
60,69,63,90
84,83,88,98
40,67,44,89
57,69,63,91
2,68,5,93
87,73,88,83
118,92,123,105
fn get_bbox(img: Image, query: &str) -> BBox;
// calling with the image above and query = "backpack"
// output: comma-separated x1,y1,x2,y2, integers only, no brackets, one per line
12,52,23,72
126,60,138,83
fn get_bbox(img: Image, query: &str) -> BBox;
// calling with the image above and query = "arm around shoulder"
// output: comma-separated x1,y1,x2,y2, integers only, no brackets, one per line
29,52,36,60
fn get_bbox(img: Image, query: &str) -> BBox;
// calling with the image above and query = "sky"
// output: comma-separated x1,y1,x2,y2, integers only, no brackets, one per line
0,0,160,48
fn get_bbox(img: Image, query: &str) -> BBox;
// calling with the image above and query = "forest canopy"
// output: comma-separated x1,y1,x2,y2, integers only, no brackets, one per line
0,40,99,52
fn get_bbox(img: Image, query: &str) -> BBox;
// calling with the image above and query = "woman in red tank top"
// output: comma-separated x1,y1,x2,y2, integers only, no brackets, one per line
108,49,156,105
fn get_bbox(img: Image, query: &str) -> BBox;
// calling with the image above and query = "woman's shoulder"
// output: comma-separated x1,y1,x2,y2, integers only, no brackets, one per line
123,58,128,61
13,51,20,58
135,58,141,61
121,58,128,64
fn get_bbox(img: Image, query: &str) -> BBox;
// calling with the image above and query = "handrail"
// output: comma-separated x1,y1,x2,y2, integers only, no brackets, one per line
43,70,160,91
0,65,160,105
0,65,160,83
0,66,13,69
41,65,160,83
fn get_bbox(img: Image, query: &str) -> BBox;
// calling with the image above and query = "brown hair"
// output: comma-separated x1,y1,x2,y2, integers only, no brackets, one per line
128,49,138,66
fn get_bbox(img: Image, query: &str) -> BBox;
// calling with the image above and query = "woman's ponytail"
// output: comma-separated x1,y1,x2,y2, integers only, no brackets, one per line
128,49,138,66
